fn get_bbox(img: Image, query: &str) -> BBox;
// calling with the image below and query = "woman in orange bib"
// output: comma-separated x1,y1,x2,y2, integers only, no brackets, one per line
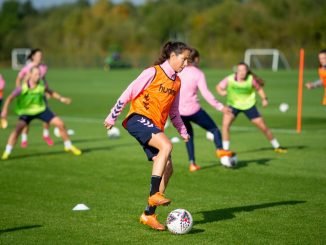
104,41,191,231
305,49,326,105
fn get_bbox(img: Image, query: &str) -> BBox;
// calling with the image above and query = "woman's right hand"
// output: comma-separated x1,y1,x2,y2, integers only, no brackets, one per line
305,82,313,89
104,121,113,130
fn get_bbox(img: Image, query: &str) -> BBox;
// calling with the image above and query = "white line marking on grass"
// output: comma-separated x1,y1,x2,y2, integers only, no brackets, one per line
60,116,300,134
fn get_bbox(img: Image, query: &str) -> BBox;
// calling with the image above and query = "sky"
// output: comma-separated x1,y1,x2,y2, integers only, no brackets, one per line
0,0,146,9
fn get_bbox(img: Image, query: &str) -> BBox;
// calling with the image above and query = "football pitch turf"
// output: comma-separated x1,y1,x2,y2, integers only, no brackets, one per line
0,68,325,244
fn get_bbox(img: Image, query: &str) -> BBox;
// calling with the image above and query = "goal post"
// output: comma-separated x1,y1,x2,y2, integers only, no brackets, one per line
11,48,31,70
244,49,290,71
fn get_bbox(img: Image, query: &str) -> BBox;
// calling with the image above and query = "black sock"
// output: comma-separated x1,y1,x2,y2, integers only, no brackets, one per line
144,205,157,215
149,175,162,196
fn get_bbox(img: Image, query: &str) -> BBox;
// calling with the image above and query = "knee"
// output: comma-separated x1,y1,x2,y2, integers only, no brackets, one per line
55,120,65,129
161,141,173,155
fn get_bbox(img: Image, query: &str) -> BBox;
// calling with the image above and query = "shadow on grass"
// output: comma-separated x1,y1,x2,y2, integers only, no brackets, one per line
239,145,307,154
199,157,273,171
188,227,205,234
196,200,306,225
235,158,273,169
1,142,134,161
23,137,117,147
0,225,42,235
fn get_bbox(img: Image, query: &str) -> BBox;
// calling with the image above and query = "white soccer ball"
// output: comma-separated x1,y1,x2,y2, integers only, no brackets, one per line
220,154,238,168
107,126,120,138
171,136,180,143
206,131,214,141
166,209,193,235
279,103,289,113
67,129,75,136
54,127,75,137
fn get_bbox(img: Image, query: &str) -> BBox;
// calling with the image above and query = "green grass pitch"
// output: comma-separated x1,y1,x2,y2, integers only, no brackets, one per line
0,68,325,244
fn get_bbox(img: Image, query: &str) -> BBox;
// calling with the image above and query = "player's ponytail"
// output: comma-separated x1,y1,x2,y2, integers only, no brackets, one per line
189,48,200,65
154,41,191,65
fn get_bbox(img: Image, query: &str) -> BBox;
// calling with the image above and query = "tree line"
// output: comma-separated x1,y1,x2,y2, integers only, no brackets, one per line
0,0,325,68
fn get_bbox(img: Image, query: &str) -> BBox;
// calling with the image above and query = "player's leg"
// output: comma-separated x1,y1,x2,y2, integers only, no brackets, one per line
124,115,171,230
247,106,287,153
2,119,28,160
222,106,236,150
39,108,81,155
181,115,200,172
42,122,54,146
20,125,29,148
49,116,81,155
147,132,173,202
159,156,173,193
192,109,233,158
141,154,173,231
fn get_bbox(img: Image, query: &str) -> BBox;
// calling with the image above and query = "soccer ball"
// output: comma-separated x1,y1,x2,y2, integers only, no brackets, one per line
171,136,180,143
279,103,289,113
107,126,120,138
54,127,75,137
166,209,193,235
220,154,238,168
206,131,214,141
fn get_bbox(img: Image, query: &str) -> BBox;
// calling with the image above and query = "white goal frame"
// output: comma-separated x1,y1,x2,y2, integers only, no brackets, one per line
244,49,290,71
11,48,31,70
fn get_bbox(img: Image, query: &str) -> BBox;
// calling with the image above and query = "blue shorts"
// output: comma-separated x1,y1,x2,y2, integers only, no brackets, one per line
124,114,162,161
230,105,261,120
19,107,56,125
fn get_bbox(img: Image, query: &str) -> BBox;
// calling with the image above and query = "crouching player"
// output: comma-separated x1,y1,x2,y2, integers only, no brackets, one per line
1,66,81,160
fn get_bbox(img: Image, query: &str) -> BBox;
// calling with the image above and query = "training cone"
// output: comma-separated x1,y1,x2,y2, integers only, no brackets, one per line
72,203,90,211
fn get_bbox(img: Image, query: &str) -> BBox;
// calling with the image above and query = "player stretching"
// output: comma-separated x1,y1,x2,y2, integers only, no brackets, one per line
178,49,234,172
104,41,191,231
1,66,81,160
305,49,326,105
216,62,287,153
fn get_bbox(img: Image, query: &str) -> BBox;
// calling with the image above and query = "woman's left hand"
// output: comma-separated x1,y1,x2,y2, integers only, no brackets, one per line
262,98,268,107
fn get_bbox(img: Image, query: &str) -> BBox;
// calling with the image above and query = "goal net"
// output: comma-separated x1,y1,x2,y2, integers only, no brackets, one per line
244,49,290,71
11,48,31,70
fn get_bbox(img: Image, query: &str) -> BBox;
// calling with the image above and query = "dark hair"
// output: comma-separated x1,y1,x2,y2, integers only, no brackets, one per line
27,48,42,61
318,49,326,68
237,62,265,87
154,41,191,65
189,48,200,64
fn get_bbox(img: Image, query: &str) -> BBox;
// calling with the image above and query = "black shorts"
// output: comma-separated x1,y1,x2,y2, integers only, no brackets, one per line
229,105,261,120
19,107,56,125
124,114,162,161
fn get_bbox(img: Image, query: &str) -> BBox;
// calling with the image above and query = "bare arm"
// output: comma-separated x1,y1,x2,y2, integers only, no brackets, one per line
216,83,227,97
47,91,72,104
1,93,15,118
45,82,71,104
306,79,323,89
257,87,268,107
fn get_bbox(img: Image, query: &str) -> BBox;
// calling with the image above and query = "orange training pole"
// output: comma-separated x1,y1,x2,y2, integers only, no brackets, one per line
296,48,304,133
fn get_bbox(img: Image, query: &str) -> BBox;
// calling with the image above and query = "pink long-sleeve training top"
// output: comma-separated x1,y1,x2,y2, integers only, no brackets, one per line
105,60,188,138
18,63,48,80
178,65,224,116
